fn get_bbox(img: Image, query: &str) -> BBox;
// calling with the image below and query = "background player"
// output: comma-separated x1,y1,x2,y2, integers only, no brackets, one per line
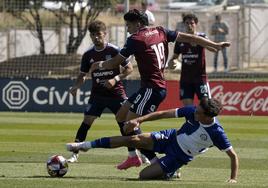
168,13,213,106
66,98,239,182
67,20,133,163
90,9,231,170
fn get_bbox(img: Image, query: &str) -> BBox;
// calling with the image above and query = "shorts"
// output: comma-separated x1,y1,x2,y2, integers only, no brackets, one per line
180,82,211,100
151,129,193,173
127,87,166,116
84,96,126,117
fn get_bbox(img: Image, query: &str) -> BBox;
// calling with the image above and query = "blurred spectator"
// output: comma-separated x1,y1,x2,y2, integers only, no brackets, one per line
141,1,155,26
176,13,186,32
211,14,229,72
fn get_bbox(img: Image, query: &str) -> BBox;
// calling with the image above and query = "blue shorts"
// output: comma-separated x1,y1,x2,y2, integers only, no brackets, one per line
84,97,126,117
180,82,210,100
151,129,193,173
128,87,166,116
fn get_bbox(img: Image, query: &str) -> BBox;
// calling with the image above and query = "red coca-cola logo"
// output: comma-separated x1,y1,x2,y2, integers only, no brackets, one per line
211,85,268,114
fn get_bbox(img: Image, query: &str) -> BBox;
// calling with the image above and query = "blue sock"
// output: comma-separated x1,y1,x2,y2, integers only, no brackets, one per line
91,137,111,148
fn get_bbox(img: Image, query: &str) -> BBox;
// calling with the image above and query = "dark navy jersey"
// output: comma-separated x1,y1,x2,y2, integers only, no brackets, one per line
80,43,128,99
174,32,208,83
175,105,232,157
120,26,178,88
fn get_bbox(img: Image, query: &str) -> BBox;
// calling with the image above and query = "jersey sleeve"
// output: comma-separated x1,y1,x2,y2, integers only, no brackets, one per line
175,106,196,119
163,27,178,42
212,126,232,151
173,42,181,54
119,37,135,58
80,53,90,73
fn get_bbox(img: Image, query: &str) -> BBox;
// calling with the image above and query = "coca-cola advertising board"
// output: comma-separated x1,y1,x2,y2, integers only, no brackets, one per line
158,81,268,116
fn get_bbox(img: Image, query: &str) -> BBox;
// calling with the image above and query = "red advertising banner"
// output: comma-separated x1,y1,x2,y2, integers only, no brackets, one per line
158,81,268,116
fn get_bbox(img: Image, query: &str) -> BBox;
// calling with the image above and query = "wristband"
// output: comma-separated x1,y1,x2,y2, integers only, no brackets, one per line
99,62,104,68
114,75,120,82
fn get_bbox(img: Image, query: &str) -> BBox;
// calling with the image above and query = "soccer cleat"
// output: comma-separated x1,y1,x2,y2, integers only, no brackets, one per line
67,153,79,163
140,154,151,165
66,142,89,152
116,156,142,170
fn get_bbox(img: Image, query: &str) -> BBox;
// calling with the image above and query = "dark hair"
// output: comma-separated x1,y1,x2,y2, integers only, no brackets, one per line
124,9,149,26
183,13,198,24
88,20,106,33
200,98,222,117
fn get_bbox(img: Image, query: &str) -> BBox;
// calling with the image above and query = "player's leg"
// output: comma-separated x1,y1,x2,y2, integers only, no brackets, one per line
180,82,194,106
67,98,104,162
140,129,184,180
108,99,143,168
117,88,167,169
66,133,154,152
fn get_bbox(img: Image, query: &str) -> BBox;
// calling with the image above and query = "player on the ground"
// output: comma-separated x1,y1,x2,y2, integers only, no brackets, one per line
168,13,213,106
66,98,239,182
67,20,133,163
90,9,231,170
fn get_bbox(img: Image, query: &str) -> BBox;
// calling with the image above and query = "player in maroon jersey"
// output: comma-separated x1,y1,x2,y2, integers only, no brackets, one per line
168,13,213,106
67,20,133,163
90,9,230,170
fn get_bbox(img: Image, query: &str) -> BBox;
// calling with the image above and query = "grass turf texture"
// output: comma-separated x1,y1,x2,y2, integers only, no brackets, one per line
0,112,267,188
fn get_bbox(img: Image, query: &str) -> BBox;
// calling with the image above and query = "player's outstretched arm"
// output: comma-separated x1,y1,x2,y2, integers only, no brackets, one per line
91,54,126,72
105,62,133,89
124,109,177,133
225,148,239,183
176,32,231,51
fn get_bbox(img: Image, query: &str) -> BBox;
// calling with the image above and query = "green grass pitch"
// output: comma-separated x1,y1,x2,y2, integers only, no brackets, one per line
0,112,267,188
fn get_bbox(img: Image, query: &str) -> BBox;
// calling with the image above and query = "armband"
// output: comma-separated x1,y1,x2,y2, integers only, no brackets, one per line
114,75,120,82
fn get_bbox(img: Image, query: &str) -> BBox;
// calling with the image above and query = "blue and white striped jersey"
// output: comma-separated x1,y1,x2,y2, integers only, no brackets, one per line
175,106,232,157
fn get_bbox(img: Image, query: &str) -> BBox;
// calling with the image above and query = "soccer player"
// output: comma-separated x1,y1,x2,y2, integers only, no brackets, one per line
66,98,239,182
90,9,231,170
168,13,213,106
67,20,133,163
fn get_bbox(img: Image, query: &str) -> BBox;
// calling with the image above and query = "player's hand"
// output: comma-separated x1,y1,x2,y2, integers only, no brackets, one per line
69,86,78,96
167,59,177,69
227,179,237,183
104,78,116,89
220,42,231,48
123,119,140,134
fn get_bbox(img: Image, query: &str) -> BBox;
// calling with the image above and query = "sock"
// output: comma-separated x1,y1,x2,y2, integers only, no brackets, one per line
128,150,138,157
90,137,111,148
75,122,91,142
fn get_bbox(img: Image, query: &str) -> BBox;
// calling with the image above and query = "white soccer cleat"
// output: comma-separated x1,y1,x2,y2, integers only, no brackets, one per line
67,153,79,163
66,142,89,152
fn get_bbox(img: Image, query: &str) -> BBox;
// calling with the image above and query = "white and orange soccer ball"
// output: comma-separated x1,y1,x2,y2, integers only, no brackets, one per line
46,155,68,177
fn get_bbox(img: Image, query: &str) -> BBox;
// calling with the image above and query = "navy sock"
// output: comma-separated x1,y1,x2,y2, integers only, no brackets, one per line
91,137,111,148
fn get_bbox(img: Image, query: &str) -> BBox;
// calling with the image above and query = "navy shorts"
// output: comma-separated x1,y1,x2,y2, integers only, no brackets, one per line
180,82,211,100
84,97,126,117
151,129,192,173
128,87,166,116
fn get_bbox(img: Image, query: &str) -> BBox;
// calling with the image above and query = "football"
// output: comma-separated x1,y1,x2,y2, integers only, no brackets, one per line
46,155,68,177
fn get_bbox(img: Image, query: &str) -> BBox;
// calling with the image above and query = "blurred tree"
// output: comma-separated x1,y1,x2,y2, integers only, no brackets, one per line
54,0,115,53
3,0,117,55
